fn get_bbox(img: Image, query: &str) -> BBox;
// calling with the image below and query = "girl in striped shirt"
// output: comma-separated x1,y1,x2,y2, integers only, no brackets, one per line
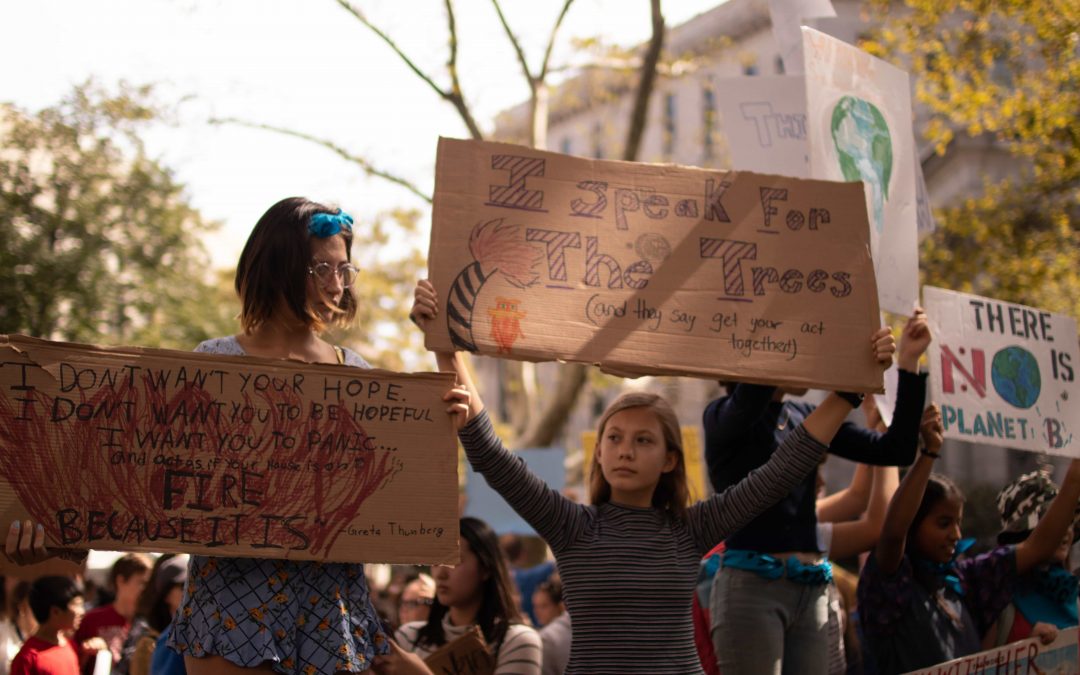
411,280,894,674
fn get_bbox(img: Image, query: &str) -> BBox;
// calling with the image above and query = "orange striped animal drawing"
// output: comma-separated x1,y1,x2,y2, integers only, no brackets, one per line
447,219,541,351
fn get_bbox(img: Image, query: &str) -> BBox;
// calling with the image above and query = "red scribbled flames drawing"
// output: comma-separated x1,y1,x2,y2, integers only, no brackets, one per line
0,374,401,557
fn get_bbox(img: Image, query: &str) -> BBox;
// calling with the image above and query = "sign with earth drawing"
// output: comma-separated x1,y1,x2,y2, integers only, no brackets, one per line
802,27,919,315
925,286,1080,457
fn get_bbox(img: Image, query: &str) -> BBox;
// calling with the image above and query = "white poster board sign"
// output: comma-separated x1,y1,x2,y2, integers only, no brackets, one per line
925,286,1080,456
903,626,1078,674
803,27,919,314
715,75,810,178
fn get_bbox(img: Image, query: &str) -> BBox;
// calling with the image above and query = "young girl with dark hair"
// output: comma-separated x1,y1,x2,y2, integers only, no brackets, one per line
6,197,450,675
411,279,894,674
393,518,541,674
857,405,1080,674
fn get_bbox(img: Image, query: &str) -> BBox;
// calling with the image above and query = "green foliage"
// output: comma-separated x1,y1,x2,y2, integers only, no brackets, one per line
0,82,237,348
865,0,1080,315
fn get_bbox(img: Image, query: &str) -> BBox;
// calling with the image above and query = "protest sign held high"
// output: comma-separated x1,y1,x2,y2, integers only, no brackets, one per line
0,335,460,565
925,286,1080,457
426,137,884,393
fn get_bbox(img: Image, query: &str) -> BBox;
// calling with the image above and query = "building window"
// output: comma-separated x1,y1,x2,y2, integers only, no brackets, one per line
592,123,604,159
663,93,676,158
702,85,716,162
560,137,572,155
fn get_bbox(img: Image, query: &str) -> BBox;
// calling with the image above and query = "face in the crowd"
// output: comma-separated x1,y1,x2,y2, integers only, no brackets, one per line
433,538,485,613
597,407,676,503
398,579,435,625
307,235,348,324
531,588,562,627
115,570,150,605
914,495,964,564
165,585,185,617
55,595,85,632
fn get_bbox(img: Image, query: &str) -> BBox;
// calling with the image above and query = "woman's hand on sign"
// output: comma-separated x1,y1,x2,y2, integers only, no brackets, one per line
372,639,434,675
897,307,931,372
410,280,438,332
871,327,896,370
444,385,472,432
5,520,51,565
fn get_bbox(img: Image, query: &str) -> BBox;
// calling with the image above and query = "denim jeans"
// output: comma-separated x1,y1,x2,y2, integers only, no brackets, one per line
711,565,829,675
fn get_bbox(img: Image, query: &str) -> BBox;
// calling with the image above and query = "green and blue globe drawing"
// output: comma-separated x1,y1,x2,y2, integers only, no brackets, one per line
830,96,893,234
991,346,1041,409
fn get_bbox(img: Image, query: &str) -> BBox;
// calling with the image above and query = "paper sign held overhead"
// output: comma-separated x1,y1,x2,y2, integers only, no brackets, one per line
803,27,919,314
0,335,460,564
924,287,1080,457
426,138,884,392
903,626,1078,674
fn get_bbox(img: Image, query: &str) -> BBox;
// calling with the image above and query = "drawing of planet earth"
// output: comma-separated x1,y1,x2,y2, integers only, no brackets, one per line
991,346,1041,409
831,96,893,234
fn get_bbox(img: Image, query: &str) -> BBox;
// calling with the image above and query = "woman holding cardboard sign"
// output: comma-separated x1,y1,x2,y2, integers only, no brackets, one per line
5,199,466,675
411,278,894,674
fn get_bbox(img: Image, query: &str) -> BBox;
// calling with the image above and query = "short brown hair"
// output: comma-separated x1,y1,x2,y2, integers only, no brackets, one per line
588,391,689,520
109,552,152,590
235,197,357,333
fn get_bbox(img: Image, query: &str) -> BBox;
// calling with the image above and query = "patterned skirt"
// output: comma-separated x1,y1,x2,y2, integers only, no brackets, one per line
169,556,389,674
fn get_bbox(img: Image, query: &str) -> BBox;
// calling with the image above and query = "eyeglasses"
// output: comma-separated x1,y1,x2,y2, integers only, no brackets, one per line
400,598,434,609
308,262,359,288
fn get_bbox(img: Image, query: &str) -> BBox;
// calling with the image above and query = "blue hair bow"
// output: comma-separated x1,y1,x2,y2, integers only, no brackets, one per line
308,210,354,238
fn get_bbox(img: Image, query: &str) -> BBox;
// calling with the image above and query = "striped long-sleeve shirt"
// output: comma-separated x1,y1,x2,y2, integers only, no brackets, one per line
460,410,828,675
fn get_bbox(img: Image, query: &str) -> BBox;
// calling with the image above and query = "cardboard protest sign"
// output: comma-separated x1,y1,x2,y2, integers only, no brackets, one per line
925,287,1080,456
427,137,883,392
423,626,495,675
903,626,1079,674
802,27,919,315
0,335,460,564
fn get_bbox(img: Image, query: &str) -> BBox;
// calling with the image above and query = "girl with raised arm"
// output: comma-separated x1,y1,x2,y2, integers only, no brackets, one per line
857,405,1080,674
412,279,893,674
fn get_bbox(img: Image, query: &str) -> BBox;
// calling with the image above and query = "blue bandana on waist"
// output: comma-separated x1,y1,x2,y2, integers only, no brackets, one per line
722,549,833,585
913,538,976,597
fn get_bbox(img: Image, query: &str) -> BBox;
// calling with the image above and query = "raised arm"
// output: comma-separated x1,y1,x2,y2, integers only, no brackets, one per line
874,405,942,576
827,465,900,561
816,463,873,523
1015,459,1080,574
413,281,586,552
690,393,866,553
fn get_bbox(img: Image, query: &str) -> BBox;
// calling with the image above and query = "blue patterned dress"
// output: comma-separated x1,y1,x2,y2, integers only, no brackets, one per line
168,337,389,674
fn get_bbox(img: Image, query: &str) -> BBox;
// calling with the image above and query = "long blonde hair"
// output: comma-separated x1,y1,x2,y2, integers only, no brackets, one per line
588,391,690,520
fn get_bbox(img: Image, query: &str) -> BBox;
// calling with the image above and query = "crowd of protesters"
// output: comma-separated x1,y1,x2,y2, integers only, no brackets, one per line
4,198,1079,675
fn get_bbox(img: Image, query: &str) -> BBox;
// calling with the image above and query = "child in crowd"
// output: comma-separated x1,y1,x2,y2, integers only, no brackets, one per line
534,579,570,675
74,553,151,670
530,578,563,629
706,311,929,675
9,577,83,675
857,406,1080,674
411,279,894,674
119,554,188,675
985,469,1080,647
392,518,542,674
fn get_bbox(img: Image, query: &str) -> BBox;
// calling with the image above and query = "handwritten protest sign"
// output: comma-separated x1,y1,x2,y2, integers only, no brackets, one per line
925,287,1080,457
0,335,459,564
714,75,810,178
803,27,919,315
427,137,883,392
903,626,1078,674
423,626,495,675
